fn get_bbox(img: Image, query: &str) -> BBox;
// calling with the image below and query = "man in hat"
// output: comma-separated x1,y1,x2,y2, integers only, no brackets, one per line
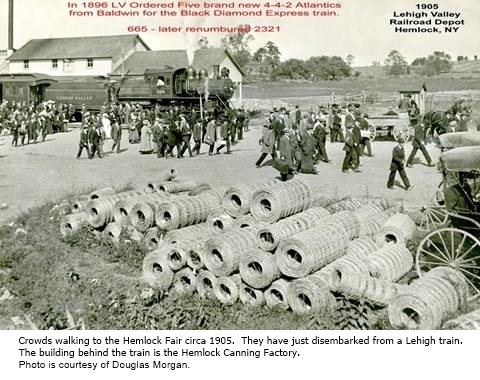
312,116,330,163
352,112,362,168
110,113,122,153
330,107,344,143
77,125,91,159
406,120,432,168
387,137,410,190
89,124,103,159
342,123,357,172
298,114,309,139
299,124,317,174
256,123,276,167
277,127,294,181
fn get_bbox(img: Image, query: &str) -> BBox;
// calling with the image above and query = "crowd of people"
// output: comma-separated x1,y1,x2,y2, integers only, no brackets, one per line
76,102,250,160
0,100,75,146
255,97,473,189
255,103,376,181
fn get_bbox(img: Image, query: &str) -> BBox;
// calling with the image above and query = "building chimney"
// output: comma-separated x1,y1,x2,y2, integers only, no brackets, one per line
8,0,14,51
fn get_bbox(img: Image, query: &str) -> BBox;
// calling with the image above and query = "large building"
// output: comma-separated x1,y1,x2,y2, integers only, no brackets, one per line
8,34,150,77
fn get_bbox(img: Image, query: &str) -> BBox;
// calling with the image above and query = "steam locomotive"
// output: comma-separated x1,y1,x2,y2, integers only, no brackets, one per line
0,66,236,113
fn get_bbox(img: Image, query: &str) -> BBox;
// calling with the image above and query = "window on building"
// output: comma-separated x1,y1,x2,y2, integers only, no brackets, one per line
23,60,29,69
87,58,93,68
52,59,58,69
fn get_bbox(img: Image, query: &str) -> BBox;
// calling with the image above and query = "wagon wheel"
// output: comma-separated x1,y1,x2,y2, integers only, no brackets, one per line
368,124,377,142
416,228,480,300
393,124,412,141
403,184,448,231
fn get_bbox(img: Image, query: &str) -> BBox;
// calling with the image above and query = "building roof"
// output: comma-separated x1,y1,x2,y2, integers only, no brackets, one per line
111,48,245,77
193,48,245,76
111,50,189,76
8,34,150,61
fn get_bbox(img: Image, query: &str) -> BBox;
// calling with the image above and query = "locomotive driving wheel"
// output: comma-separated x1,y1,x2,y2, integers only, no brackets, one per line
403,184,448,231
416,228,480,300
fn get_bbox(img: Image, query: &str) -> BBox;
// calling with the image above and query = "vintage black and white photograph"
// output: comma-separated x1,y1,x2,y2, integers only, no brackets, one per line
0,0,479,331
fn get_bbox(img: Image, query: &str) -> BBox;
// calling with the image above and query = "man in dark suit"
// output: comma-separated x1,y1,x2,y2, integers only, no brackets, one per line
387,137,411,190
330,108,344,143
300,125,317,174
89,124,103,159
352,113,362,169
77,125,91,159
406,121,432,167
313,117,330,163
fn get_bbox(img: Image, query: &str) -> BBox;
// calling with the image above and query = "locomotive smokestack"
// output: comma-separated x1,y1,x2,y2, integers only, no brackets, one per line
8,0,14,50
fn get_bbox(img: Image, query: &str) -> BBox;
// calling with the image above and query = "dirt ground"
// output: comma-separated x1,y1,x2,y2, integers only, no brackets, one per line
0,121,445,225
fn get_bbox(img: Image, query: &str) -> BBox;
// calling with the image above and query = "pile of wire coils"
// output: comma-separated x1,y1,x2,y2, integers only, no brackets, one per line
58,175,469,329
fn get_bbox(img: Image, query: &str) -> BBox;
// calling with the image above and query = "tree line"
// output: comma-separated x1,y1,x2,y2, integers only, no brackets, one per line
203,25,477,81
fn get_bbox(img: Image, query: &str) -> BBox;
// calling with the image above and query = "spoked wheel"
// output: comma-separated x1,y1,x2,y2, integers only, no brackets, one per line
393,123,413,141
403,184,448,231
416,228,480,300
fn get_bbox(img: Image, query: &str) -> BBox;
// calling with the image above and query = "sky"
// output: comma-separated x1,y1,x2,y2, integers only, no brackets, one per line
0,0,479,66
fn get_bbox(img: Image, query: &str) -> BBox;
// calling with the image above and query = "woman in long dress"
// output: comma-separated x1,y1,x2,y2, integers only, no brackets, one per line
128,114,140,143
139,120,153,154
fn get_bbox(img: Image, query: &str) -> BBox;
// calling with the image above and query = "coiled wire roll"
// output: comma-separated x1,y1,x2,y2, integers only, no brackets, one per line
443,308,480,330
173,267,197,295
368,245,413,282
235,215,256,229
142,247,174,290
321,210,360,240
128,192,175,232
275,223,349,278
88,187,115,200
287,272,337,314
207,211,236,235
315,254,371,292
335,271,406,306
158,181,197,193
195,270,218,298
214,274,242,305
239,284,265,307
86,190,150,229
155,189,224,231
204,226,260,277
60,212,88,237
388,266,468,329
250,179,313,223
346,237,378,259
326,198,363,213
113,192,161,224
186,243,207,271
163,223,210,245
103,222,124,243
359,208,399,238
144,227,162,250
255,207,331,251
222,180,278,217
375,212,417,247
239,248,280,289
166,244,190,271
71,195,89,213
352,204,384,222
264,279,291,310
146,169,179,191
